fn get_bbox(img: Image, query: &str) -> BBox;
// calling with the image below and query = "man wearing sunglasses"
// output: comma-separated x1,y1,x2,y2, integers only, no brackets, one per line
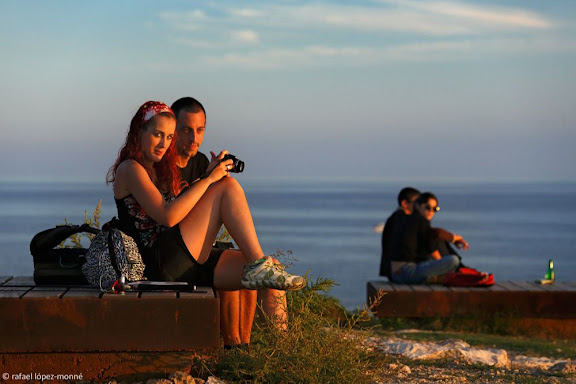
382,190,468,284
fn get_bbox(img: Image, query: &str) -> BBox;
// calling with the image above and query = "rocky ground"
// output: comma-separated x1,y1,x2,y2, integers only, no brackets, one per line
103,341,575,384
365,335,576,384
97,333,575,384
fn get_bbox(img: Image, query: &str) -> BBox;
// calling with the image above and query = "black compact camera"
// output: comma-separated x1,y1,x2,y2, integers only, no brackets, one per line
223,154,245,173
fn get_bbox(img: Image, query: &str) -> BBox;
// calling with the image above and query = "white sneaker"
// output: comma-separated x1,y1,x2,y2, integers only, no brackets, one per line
241,257,305,291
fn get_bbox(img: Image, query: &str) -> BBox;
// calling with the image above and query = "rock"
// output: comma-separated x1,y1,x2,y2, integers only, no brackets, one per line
456,345,509,367
376,337,509,367
205,377,226,384
399,364,411,374
549,361,576,374
146,379,172,384
512,355,570,370
169,371,197,384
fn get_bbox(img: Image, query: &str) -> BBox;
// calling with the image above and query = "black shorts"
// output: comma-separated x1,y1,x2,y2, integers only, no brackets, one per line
142,225,224,287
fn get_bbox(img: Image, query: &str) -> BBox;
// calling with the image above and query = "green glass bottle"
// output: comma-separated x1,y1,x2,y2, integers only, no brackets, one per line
544,259,555,281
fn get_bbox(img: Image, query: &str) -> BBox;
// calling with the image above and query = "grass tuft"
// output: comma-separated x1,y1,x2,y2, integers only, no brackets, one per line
200,274,385,384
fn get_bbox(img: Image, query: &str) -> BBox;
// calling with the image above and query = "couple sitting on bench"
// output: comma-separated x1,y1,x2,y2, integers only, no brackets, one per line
107,98,306,349
380,187,469,284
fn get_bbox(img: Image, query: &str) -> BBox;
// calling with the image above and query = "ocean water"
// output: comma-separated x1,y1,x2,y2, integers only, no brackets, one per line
1,179,575,309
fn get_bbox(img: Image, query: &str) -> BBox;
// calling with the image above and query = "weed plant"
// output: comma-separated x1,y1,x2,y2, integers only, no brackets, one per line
202,274,385,384
59,199,101,248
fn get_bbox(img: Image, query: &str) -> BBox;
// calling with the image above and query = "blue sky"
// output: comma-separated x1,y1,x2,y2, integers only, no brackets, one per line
1,0,575,182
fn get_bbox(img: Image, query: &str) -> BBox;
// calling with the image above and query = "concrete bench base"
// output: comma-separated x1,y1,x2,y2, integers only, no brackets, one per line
367,280,576,338
0,276,220,353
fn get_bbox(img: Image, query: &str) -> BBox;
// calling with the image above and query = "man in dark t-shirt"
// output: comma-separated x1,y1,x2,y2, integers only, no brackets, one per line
172,97,257,347
380,187,421,277
179,151,209,187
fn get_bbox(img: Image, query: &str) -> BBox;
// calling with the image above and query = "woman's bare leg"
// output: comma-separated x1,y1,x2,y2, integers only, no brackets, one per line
213,250,288,329
179,177,263,266
257,289,288,331
178,178,292,328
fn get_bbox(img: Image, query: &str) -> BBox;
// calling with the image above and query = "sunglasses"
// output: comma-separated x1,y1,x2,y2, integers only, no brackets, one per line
424,204,440,212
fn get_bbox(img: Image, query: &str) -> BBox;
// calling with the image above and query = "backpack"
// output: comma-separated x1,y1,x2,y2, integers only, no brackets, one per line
443,267,494,287
82,218,146,291
440,241,494,287
30,223,99,285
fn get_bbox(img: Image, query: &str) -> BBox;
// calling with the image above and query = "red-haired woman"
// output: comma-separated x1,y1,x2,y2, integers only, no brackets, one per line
107,101,304,328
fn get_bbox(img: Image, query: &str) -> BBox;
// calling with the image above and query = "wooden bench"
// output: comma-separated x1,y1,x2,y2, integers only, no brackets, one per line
0,275,220,381
0,275,220,352
367,280,576,337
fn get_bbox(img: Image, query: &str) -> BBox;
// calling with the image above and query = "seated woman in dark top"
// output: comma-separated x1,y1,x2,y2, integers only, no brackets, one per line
386,191,468,284
107,101,305,328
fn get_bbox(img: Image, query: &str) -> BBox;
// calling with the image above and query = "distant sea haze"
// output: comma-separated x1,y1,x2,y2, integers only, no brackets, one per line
1,179,575,309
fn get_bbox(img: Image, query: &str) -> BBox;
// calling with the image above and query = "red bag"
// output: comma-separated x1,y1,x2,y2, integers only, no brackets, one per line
443,267,494,287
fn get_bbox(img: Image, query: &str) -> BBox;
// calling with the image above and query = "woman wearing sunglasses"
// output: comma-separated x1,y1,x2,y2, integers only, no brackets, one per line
390,192,468,284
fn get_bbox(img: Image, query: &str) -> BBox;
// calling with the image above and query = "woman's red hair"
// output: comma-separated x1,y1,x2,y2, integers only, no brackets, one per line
106,101,181,197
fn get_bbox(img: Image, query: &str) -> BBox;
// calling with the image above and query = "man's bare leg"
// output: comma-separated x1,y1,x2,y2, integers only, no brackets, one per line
218,290,241,346
239,289,257,344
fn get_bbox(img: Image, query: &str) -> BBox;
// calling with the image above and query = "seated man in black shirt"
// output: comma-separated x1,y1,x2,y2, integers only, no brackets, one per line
381,189,467,284
380,187,420,278
172,97,258,348
172,97,288,346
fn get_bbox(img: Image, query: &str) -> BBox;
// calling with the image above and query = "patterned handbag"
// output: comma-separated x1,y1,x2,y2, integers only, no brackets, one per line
82,218,146,291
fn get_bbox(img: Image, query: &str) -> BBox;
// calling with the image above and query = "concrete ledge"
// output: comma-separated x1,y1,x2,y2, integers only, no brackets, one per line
367,280,576,319
367,280,576,338
0,276,220,353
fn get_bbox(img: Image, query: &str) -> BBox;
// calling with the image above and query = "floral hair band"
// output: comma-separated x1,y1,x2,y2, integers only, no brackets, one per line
142,101,174,123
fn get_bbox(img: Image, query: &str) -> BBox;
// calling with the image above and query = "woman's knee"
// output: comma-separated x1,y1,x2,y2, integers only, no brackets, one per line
210,176,243,194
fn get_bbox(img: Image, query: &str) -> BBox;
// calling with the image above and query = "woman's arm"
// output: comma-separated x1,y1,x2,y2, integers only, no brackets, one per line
432,227,469,250
115,159,232,227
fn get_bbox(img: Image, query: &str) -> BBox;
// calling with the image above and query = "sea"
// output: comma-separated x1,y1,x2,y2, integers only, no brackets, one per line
1,179,575,309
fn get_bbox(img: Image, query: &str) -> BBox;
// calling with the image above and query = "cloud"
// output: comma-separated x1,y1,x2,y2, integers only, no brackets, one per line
162,2,552,37
232,9,262,18
158,1,566,68
231,29,260,44
196,35,576,69
159,9,207,31
386,0,551,29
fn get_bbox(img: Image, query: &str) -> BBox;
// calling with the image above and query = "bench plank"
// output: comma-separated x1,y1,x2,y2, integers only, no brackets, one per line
0,288,31,298
550,281,576,291
139,291,178,298
22,287,68,298
484,281,511,292
101,291,141,298
2,276,35,286
62,288,103,298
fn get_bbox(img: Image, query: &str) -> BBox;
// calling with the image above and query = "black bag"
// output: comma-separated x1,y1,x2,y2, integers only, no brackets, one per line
30,223,100,285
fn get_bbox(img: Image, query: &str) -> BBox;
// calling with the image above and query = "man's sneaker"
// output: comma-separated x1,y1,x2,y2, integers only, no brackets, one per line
242,257,305,291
